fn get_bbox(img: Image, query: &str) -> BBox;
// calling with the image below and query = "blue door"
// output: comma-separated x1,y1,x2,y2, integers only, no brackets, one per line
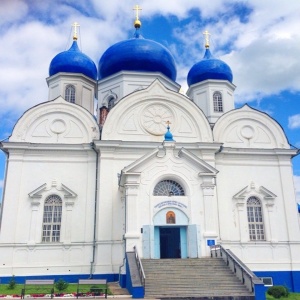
160,227,181,258
154,226,187,259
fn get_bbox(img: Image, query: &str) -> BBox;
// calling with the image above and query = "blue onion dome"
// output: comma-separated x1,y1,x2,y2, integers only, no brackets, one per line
164,124,175,142
187,46,233,86
98,18,177,81
49,35,97,80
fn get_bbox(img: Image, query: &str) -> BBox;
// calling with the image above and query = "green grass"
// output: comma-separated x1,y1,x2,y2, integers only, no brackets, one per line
266,293,300,299
0,284,111,296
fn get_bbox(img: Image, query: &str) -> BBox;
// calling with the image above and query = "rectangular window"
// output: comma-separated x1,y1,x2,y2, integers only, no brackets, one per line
260,277,273,286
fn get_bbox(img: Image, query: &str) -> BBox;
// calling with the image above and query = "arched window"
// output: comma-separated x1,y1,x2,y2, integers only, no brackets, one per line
153,180,185,196
107,97,115,111
42,195,62,242
166,211,176,224
247,196,265,241
213,91,223,112
65,85,75,103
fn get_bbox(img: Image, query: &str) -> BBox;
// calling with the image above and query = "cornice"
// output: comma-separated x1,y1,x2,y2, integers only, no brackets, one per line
46,72,97,86
1,142,93,152
94,140,222,152
217,147,297,157
97,70,181,90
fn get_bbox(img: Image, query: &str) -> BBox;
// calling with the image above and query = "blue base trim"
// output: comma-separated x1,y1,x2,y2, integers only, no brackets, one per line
254,270,300,293
254,282,266,300
131,286,144,299
125,253,144,298
0,274,119,284
119,274,126,289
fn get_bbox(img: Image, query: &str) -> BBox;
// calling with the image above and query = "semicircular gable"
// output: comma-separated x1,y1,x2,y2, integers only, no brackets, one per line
10,97,100,143
101,80,213,143
213,105,289,148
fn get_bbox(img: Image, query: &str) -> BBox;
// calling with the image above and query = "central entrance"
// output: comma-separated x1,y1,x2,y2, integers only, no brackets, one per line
148,207,189,259
160,227,181,258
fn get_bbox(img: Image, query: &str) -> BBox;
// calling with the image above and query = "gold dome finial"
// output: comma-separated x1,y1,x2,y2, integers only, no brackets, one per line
133,5,142,28
203,30,210,48
72,22,80,40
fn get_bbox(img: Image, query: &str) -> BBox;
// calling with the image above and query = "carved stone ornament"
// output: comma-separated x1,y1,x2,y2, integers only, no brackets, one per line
50,119,67,134
141,104,174,135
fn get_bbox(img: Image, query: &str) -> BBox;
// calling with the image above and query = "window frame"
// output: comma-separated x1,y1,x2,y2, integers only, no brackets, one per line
213,91,223,112
107,96,115,111
65,84,76,103
260,277,273,287
247,196,265,241
153,180,185,196
42,194,62,243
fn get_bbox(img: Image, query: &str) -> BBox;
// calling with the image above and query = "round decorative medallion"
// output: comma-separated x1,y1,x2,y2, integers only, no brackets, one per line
50,119,67,134
141,104,174,135
240,125,254,139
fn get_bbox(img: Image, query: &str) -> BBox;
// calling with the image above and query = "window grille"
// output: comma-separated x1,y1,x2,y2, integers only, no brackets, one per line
65,85,75,103
153,180,185,196
213,91,223,112
247,196,265,241
42,195,62,242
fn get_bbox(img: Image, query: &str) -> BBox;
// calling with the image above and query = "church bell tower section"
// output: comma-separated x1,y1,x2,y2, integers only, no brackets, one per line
187,31,235,125
47,22,97,115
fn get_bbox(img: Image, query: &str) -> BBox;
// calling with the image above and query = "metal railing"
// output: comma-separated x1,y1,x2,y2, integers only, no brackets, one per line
210,244,263,293
133,246,146,287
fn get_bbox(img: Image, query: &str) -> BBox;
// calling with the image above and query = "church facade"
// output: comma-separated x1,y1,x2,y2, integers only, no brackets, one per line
1,17,300,293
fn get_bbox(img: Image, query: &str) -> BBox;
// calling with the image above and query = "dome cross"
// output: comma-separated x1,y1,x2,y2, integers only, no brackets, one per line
203,30,210,48
133,5,142,28
72,22,80,40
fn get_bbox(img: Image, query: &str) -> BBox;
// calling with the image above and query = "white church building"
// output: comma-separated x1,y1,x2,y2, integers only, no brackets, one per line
1,14,300,294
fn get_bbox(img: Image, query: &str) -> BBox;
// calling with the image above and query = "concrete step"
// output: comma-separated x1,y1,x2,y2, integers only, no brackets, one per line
141,257,254,298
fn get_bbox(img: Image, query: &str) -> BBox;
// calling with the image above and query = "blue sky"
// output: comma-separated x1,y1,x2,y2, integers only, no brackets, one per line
0,0,300,202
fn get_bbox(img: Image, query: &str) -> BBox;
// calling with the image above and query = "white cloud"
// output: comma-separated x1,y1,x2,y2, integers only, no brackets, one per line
0,0,28,26
289,114,300,129
1,0,300,120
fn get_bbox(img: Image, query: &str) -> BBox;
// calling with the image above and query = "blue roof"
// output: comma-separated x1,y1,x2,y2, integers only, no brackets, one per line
187,48,233,86
49,41,97,80
98,31,177,81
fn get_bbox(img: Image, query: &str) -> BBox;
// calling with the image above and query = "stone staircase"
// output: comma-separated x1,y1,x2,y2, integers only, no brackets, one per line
141,257,255,299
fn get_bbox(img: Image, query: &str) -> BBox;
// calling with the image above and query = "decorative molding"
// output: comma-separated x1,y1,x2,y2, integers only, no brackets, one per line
28,180,77,203
28,183,47,198
102,90,118,107
61,183,77,198
233,181,277,205
141,104,174,136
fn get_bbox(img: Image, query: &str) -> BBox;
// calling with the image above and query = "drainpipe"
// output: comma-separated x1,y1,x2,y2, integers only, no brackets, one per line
118,173,127,284
90,142,99,278
0,142,9,231
214,145,223,245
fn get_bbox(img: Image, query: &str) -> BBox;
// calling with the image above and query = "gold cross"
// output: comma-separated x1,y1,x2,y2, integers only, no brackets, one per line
203,30,210,48
166,121,171,126
72,22,80,40
133,5,142,20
